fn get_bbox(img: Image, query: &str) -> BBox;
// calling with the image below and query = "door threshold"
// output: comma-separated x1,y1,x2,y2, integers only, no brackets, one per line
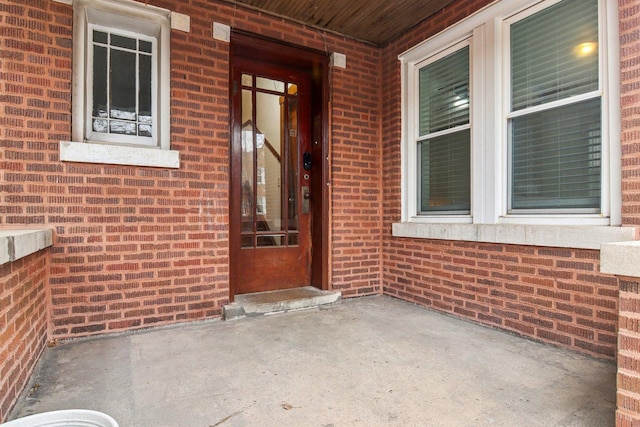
223,286,341,320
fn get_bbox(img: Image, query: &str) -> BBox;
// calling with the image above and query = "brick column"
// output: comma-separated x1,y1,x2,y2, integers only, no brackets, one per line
601,243,640,426
616,278,640,426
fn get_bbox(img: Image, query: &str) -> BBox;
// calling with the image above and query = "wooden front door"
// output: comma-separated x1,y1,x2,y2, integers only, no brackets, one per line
230,56,313,295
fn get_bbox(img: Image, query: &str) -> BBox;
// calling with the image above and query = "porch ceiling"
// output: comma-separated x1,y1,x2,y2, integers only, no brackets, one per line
222,0,458,46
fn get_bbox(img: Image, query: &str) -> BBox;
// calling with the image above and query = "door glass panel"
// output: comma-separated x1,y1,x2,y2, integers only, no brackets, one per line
241,235,253,247
241,74,253,87
287,95,299,232
257,236,284,246
239,71,301,250
257,77,285,92
241,89,254,238
256,92,284,238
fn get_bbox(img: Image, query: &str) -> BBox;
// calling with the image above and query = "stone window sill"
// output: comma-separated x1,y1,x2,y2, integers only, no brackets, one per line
0,229,53,266
60,141,180,169
392,222,637,250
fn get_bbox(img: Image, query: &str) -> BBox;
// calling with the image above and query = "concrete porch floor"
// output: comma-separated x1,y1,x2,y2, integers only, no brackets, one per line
8,296,615,426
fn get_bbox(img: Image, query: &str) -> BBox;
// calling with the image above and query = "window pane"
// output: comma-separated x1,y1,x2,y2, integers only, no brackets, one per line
511,98,601,211
241,90,254,233
511,0,598,110
419,129,470,212
110,49,137,121
93,30,107,44
138,53,152,137
92,44,108,129
287,96,298,231
241,74,253,87
256,77,285,93
110,120,136,135
139,40,152,53
419,46,469,136
111,33,137,50
256,92,283,232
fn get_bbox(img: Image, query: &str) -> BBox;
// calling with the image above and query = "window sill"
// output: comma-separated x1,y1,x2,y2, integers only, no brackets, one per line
391,222,637,250
601,241,640,277
0,229,53,266
60,141,180,169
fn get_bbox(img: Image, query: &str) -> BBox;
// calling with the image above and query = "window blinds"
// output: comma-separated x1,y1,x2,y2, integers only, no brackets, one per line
420,130,471,212
511,0,598,111
510,0,601,212
419,47,469,136
418,46,470,213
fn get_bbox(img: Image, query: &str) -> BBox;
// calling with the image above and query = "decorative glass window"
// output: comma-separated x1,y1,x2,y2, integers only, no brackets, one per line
61,0,181,169
89,27,156,146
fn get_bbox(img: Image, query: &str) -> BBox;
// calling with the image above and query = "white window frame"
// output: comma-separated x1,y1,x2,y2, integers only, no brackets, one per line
394,0,633,249
59,0,180,168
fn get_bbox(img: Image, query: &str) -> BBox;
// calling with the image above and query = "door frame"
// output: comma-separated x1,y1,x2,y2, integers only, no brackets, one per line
229,32,330,301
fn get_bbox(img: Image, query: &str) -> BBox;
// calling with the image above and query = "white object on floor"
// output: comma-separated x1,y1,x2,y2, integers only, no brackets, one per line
0,410,118,427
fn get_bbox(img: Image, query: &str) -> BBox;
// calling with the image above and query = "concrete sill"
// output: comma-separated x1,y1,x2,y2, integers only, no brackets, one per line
60,141,180,169
601,241,640,278
0,229,53,266
392,222,638,250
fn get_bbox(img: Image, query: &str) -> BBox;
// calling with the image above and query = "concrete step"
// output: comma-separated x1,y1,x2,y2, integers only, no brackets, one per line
223,286,341,320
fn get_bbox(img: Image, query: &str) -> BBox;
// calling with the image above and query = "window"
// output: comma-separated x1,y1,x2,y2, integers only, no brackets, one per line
507,0,601,213
396,0,629,248
60,0,180,168
89,27,156,146
417,43,470,214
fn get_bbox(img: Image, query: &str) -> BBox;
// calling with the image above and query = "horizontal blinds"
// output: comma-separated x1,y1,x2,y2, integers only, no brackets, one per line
511,98,601,210
420,129,471,213
419,46,469,136
511,0,598,111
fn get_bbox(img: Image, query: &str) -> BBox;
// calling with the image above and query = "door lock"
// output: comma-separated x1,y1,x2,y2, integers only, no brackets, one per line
302,186,310,214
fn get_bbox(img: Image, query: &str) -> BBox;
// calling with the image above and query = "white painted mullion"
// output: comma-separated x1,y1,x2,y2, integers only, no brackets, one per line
505,91,602,119
416,123,471,142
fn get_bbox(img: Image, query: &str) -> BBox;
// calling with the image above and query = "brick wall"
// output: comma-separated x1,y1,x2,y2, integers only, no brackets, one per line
380,0,623,360
620,0,640,225
328,49,382,296
617,1,640,424
0,251,49,423
0,0,382,339
384,240,618,358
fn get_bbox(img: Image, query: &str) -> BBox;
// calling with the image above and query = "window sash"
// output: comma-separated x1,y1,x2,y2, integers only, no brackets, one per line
416,43,471,215
510,0,599,111
418,46,470,136
507,0,602,214
87,24,157,147
418,128,471,213
509,98,601,212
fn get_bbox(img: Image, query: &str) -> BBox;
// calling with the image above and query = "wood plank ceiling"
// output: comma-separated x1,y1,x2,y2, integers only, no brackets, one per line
222,0,458,46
